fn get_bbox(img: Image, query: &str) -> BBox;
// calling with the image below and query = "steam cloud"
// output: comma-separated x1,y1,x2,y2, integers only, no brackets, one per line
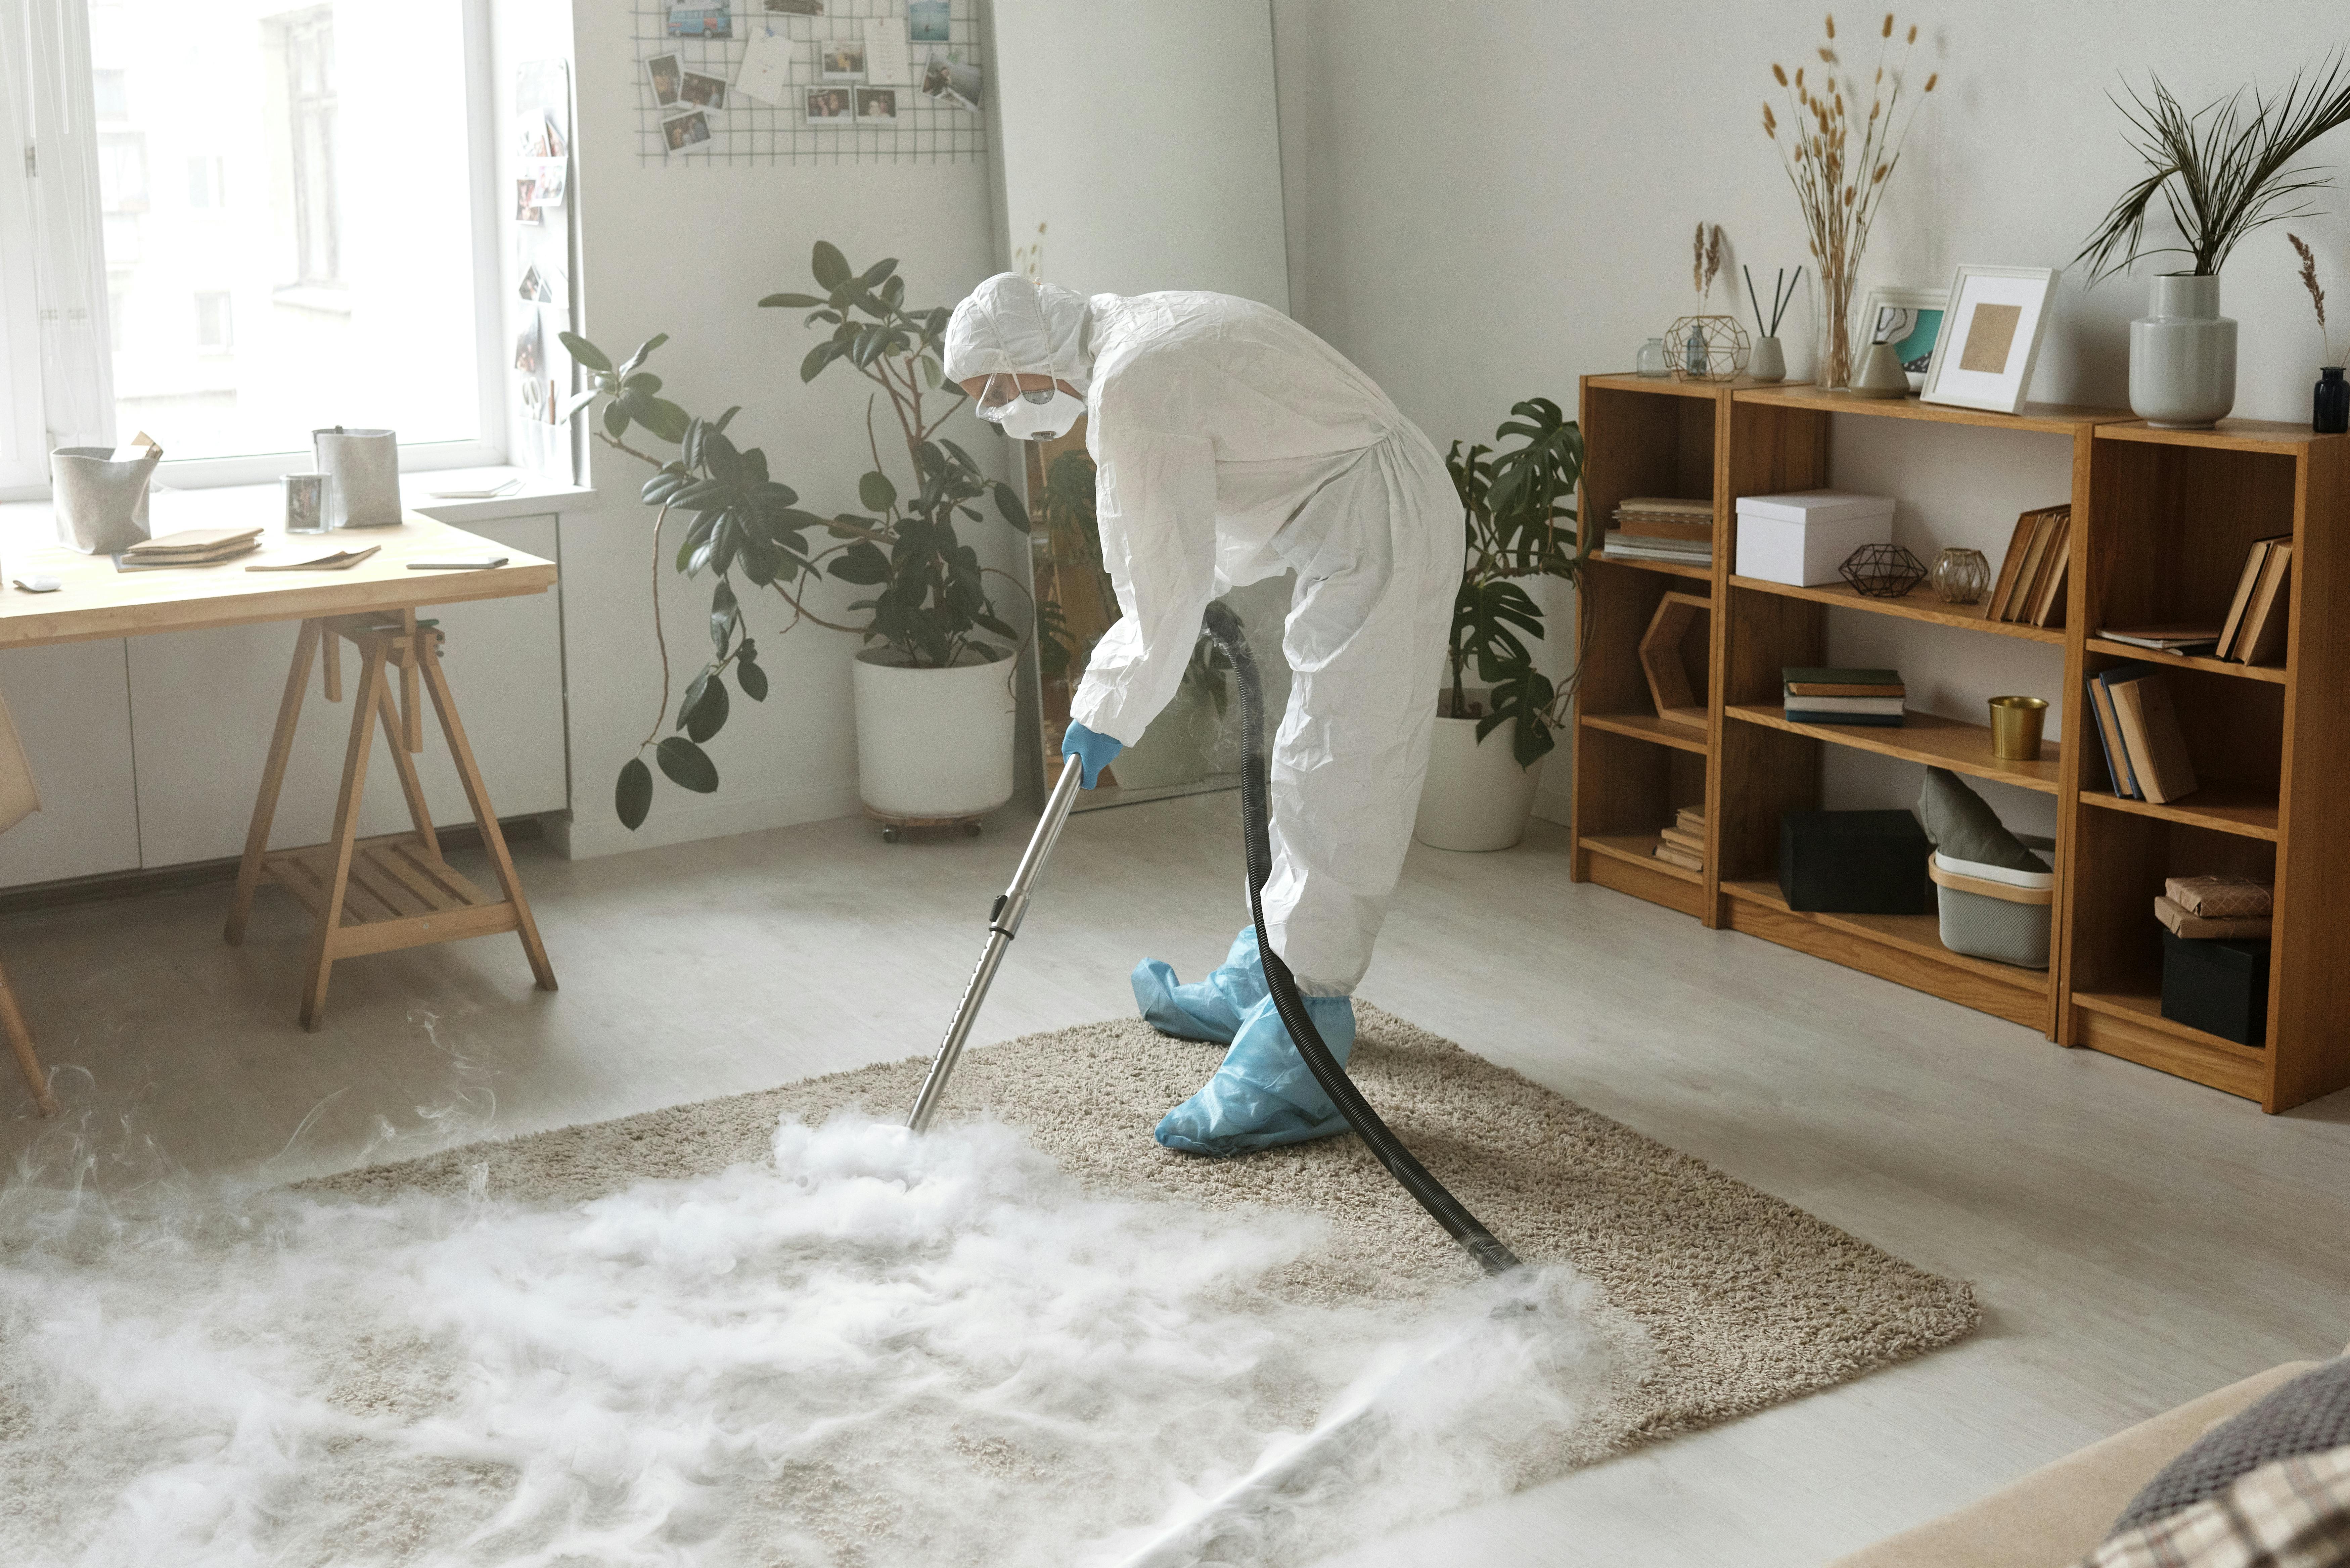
0,1110,1610,1565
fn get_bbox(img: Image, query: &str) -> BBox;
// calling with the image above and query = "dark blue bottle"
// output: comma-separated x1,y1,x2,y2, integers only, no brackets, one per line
2316,367,2348,434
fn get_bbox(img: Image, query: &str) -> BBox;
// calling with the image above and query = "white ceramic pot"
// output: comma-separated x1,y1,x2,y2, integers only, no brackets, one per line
2130,273,2237,429
1748,335,1787,384
851,647,1016,819
1412,703,1546,852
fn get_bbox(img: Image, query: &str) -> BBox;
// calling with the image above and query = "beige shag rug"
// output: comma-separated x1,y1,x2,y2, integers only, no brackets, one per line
321,1003,1979,1458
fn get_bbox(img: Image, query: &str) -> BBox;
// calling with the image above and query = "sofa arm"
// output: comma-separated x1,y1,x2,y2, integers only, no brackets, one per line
1827,1360,2323,1568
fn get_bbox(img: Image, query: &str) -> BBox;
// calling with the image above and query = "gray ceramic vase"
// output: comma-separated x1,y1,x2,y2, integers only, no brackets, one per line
1748,335,1787,383
2129,274,2236,429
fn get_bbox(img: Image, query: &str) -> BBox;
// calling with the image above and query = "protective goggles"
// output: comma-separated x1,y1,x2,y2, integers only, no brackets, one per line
973,372,1061,423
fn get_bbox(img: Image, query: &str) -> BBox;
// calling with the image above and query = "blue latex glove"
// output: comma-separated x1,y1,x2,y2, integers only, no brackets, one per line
1061,720,1123,789
1155,991,1358,1157
1132,926,1267,1045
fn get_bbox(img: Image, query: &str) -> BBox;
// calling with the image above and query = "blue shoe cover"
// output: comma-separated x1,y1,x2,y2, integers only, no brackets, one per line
1132,926,1268,1045
1155,992,1358,1156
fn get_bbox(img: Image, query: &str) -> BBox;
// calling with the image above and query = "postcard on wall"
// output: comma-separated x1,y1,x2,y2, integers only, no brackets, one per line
514,177,542,224
527,156,568,205
662,108,713,151
907,0,948,43
819,36,866,81
854,86,898,123
680,70,728,110
806,84,852,125
515,314,542,375
667,2,733,38
735,26,791,104
646,52,683,108
862,16,909,85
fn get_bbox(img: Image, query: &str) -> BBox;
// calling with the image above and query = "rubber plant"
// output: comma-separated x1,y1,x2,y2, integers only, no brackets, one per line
561,242,1030,829
1441,396,1589,768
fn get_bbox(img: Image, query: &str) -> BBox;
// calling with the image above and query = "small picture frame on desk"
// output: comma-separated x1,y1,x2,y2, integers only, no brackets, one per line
1858,284,1949,392
1921,265,2060,416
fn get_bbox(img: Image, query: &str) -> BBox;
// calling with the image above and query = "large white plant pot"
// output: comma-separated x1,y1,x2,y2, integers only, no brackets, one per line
2130,273,2237,429
852,648,1016,819
1413,709,1545,851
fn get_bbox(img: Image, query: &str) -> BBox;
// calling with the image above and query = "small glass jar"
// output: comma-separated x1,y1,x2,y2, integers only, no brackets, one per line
1635,337,1669,378
1931,546,1991,605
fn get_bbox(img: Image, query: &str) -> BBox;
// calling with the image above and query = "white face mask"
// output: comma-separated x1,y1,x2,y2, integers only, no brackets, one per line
990,386,1085,442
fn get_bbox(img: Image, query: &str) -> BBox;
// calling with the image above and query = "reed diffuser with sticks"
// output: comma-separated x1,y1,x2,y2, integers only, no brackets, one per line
1743,264,1803,382
1761,14,1938,389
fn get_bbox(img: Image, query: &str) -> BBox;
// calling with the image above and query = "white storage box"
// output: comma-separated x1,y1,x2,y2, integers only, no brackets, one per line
1735,490,1896,586
1929,850,2055,969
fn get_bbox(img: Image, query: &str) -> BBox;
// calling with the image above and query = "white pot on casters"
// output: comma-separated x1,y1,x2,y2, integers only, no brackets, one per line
1412,696,1546,852
852,647,1016,840
2130,273,2237,429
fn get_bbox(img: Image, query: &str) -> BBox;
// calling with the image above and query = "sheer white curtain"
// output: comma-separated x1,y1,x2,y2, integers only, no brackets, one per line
0,0,113,474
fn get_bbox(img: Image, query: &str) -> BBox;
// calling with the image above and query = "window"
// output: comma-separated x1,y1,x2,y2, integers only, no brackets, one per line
185,155,224,210
97,133,146,211
0,0,499,490
92,68,127,121
193,291,230,352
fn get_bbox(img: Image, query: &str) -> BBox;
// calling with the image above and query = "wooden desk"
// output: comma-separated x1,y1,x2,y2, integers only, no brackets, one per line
0,514,560,1105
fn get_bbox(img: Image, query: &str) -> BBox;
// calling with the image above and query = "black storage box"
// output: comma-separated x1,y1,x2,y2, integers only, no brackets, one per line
2160,929,2271,1048
1779,809,1933,914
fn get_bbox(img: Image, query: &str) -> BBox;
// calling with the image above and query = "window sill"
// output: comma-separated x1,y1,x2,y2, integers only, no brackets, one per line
270,284,352,316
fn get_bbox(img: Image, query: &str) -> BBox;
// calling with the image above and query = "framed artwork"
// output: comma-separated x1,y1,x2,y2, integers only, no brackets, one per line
1858,284,1949,392
1922,265,2061,415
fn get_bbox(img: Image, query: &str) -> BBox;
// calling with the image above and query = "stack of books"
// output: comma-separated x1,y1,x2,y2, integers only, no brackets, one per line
1605,497,1712,567
114,527,263,570
1984,505,2072,626
2211,534,2294,666
2155,875,2272,940
2085,665,2199,803
1653,805,1706,874
1783,666,1904,727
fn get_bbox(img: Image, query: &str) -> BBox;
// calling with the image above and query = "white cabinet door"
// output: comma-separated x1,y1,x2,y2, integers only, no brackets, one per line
0,639,141,887
129,514,567,867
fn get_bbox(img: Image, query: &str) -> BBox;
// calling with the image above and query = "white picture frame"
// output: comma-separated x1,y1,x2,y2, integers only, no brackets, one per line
1858,284,1950,393
1920,265,2061,415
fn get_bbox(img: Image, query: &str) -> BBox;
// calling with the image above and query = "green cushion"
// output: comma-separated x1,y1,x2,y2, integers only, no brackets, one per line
1917,767,2048,873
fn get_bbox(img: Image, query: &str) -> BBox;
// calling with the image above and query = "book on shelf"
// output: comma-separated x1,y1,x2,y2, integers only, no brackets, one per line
2105,669,2199,804
2097,624,2223,652
1674,805,1706,836
1783,665,1903,725
2233,542,2293,665
2085,665,2143,798
2214,535,2290,659
2166,875,2272,919
1986,504,2070,624
1652,842,1705,873
1603,532,1711,564
2154,896,2272,941
1614,496,1711,523
1659,824,1706,854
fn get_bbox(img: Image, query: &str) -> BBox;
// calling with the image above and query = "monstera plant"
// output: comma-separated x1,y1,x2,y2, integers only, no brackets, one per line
562,241,1030,829
1442,396,1589,767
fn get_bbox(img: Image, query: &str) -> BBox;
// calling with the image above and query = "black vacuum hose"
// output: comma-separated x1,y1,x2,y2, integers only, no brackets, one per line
1199,601,1521,1277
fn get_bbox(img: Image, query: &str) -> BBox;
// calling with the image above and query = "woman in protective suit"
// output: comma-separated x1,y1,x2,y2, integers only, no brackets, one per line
943,273,1459,1158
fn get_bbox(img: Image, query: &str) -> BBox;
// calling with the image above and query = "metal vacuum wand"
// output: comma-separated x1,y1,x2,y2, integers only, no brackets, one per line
905,760,1088,1133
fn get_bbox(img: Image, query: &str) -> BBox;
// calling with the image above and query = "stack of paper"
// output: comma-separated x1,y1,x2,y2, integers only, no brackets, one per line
1606,497,1712,565
115,527,262,569
1784,666,1905,727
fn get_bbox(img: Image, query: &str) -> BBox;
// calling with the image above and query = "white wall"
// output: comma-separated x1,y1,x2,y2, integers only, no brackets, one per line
553,12,1013,858
1272,0,2350,831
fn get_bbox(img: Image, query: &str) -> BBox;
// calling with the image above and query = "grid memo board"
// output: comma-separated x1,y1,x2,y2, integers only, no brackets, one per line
633,0,987,165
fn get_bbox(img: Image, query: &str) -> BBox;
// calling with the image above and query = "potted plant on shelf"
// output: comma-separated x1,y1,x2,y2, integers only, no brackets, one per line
1415,397,1588,853
561,242,1032,833
2077,55,2350,429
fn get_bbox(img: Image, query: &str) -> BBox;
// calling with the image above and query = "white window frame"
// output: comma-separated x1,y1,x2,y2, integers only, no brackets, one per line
0,0,506,498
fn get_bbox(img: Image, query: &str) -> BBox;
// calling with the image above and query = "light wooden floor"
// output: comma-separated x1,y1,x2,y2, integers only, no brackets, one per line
3,794,2344,1566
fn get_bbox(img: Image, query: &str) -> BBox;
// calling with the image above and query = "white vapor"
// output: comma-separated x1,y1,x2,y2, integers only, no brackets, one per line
0,1111,1611,1566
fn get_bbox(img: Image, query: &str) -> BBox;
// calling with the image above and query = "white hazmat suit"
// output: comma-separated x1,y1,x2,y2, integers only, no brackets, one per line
945,275,1458,997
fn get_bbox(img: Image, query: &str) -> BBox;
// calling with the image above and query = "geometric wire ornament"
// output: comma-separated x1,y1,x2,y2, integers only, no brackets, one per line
1665,314,1752,383
1840,542,1930,598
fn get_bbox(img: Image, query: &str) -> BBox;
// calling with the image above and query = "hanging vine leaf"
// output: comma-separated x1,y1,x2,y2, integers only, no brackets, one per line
656,735,720,793
615,757,654,830
736,644,768,701
679,670,729,743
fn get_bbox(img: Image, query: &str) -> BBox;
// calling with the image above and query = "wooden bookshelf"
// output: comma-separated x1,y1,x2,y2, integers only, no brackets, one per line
1572,378,2350,1112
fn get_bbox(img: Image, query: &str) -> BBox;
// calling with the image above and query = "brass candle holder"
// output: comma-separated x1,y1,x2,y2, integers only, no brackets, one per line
1989,695,2049,761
